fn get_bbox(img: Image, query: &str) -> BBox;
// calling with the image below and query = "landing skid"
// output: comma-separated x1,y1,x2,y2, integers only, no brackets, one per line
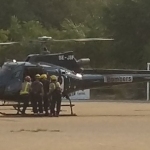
0,99,7,106
0,97,76,116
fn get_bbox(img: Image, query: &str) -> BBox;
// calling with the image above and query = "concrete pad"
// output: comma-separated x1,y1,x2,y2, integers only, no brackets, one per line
0,101,150,150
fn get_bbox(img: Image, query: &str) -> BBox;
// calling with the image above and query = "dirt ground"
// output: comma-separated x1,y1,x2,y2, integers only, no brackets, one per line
1,100,150,150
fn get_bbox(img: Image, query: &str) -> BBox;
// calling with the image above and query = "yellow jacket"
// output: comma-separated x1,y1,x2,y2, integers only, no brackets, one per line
20,81,31,95
49,82,61,94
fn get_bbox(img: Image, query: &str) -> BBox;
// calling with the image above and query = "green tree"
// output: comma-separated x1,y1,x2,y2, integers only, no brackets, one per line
102,0,150,68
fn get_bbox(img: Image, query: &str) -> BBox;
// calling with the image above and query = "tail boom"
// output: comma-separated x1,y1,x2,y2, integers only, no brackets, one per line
81,73,150,90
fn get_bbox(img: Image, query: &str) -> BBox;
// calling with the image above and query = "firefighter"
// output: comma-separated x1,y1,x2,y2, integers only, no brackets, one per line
49,75,62,117
20,76,31,114
40,74,50,116
30,74,44,114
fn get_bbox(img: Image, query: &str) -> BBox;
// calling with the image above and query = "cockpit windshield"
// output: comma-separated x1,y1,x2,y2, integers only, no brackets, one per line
0,64,17,76
0,65,12,84
0,65,12,76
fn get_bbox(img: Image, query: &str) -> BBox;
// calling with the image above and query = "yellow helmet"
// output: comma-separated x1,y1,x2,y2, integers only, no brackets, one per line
35,74,40,78
50,75,57,81
40,74,47,79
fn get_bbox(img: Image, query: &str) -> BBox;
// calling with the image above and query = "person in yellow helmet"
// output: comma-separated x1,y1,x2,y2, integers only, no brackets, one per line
40,73,50,116
30,74,44,114
49,75,62,117
20,76,31,114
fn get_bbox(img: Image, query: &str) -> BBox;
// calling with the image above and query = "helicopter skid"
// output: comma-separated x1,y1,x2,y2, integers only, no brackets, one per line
0,102,76,116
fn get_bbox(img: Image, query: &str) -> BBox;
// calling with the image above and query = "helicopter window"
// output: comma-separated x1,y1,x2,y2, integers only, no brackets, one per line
15,71,21,78
0,65,11,76
23,67,44,81
11,70,22,79
1,65,11,71
25,56,30,62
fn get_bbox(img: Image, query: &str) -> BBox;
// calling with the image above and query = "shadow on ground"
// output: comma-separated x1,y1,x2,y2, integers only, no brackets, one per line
0,112,77,118
1,112,150,118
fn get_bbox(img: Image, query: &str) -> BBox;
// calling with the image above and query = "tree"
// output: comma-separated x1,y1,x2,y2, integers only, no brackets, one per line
101,0,150,68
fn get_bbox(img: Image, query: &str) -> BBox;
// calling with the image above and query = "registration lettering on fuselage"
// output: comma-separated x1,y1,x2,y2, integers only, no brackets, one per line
104,76,133,83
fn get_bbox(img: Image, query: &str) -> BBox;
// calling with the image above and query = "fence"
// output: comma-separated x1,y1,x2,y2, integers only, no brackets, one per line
62,83,147,100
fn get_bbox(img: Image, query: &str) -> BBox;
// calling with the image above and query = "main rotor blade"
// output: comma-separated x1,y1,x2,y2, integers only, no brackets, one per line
0,37,114,45
52,38,114,42
0,42,19,45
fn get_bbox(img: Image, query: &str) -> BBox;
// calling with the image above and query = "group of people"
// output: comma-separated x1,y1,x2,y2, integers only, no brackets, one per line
19,73,62,117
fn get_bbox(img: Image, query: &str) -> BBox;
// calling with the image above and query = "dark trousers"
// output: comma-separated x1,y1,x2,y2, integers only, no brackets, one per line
50,94,62,115
43,94,49,114
21,94,30,114
31,93,43,113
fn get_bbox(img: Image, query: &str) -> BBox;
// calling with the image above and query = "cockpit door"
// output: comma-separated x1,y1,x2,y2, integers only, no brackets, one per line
5,63,25,95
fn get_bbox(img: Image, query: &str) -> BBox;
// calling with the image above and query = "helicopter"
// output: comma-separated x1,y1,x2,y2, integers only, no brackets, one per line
0,60,150,97
0,36,150,115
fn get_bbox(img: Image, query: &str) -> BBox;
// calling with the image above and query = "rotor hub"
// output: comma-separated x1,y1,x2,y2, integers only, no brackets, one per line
38,36,52,41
